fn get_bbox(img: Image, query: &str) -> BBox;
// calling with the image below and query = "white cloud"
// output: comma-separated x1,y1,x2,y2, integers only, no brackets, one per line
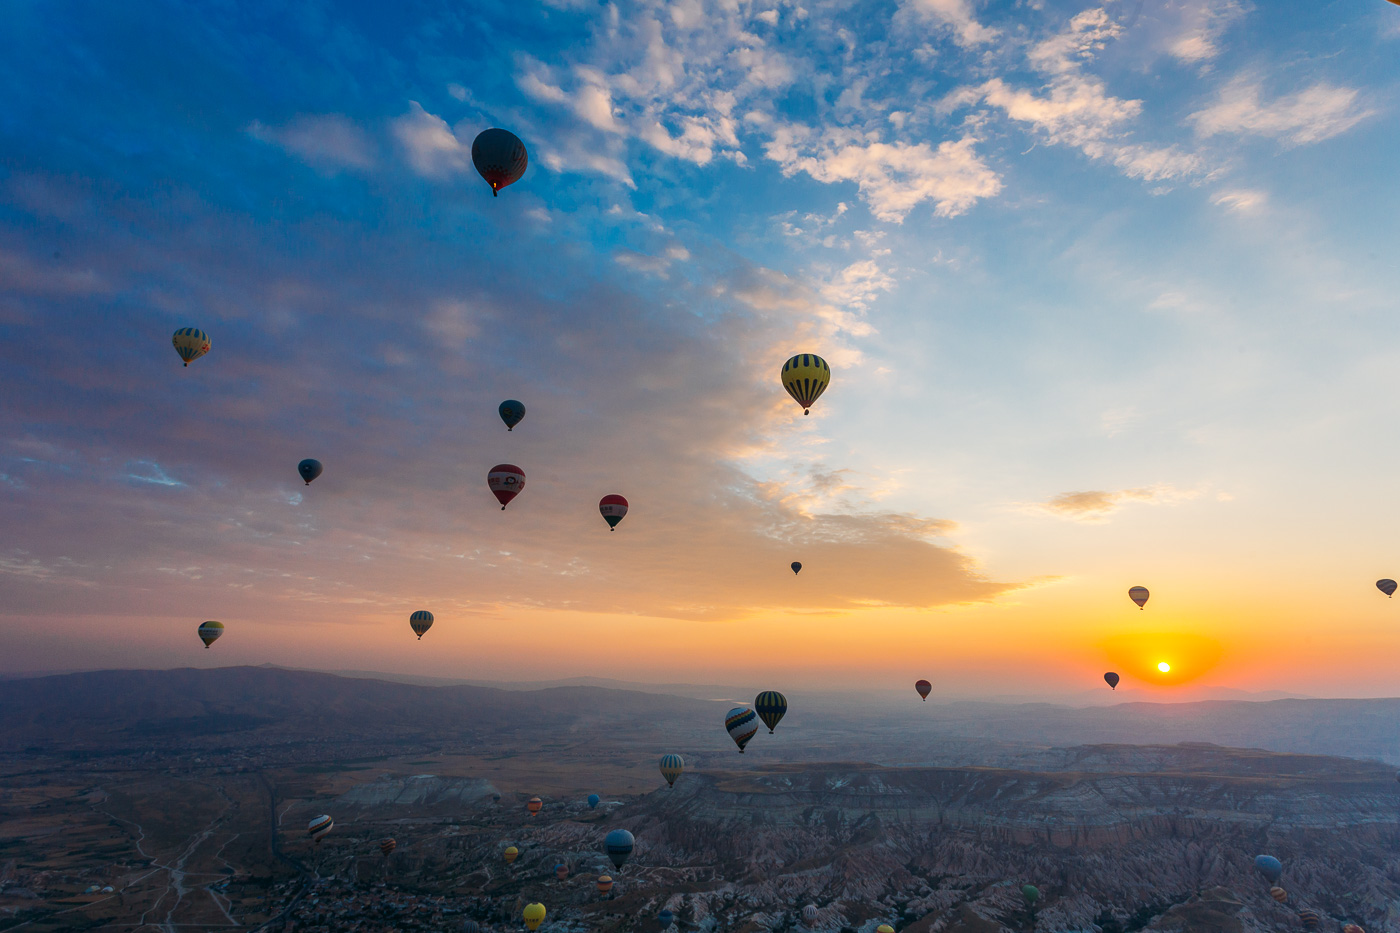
1190,78,1372,145
900,0,1000,47
248,114,375,171
819,260,896,309
766,125,1002,222
391,102,471,178
1211,188,1267,212
1166,0,1247,64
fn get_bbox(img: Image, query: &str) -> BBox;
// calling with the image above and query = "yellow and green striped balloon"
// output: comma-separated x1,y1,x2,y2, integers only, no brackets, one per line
197,620,223,649
780,354,830,415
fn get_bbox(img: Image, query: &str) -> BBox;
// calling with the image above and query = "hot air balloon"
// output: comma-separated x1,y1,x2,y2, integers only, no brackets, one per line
1298,909,1320,931
197,620,224,649
1342,925,1365,933
172,327,211,367
466,922,482,933
725,707,759,752
1254,855,1283,884
297,459,323,485
489,464,526,509
1270,887,1287,903
1378,579,1397,598
499,400,526,431
596,875,614,895
555,863,569,880
915,680,932,701
527,796,543,816
410,610,434,640
1104,672,1120,690
308,815,333,845
780,354,831,415
802,905,818,927
504,846,519,864
380,838,397,857
659,909,675,930
1128,586,1150,609
755,691,788,733
472,129,528,197
876,926,894,933
660,753,684,787
604,829,634,870
599,495,628,530
1021,885,1040,906
587,794,600,809
523,902,546,931
791,562,802,575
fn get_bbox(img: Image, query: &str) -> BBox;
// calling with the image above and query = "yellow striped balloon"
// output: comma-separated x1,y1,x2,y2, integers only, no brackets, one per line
780,354,830,415
659,753,684,787
197,620,223,648
504,845,519,864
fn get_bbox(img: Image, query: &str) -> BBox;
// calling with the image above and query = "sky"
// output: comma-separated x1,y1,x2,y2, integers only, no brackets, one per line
2,0,1399,699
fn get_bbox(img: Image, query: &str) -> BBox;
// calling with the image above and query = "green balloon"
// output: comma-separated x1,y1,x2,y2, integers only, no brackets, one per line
1022,885,1040,905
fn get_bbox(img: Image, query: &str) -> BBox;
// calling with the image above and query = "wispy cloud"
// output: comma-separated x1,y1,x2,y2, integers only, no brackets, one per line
899,0,1000,47
1030,485,1201,522
391,102,472,178
248,114,376,172
1190,78,1373,145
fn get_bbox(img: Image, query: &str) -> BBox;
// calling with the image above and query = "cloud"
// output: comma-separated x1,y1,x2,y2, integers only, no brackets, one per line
900,0,1000,47
766,126,1003,222
1165,0,1247,64
818,260,896,310
1211,188,1266,212
1189,78,1373,145
1032,485,1200,522
248,114,375,171
391,102,472,178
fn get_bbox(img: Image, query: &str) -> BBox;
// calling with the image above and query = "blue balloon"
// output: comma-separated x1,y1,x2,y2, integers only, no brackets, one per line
659,909,675,930
1254,855,1282,883
499,400,527,431
297,459,323,485
604,829,634,870
587,793,600,809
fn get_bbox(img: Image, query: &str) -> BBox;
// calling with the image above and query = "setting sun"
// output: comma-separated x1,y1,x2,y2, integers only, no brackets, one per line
1158,662,1171,673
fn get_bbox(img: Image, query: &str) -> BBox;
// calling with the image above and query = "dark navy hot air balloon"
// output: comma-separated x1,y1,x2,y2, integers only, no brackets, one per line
915,679,932,701
659,909,675,930
409,610,434,640
791,562,802,575
499,400,526,431
472,129,528,196
1378,579,1397,598
755,691,788,733
298,459,323,485
1104,672,1120,690
587,793,600,809
604,829,634,870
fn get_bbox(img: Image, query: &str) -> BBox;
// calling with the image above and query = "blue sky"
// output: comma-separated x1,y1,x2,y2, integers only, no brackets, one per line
2,0,1399,693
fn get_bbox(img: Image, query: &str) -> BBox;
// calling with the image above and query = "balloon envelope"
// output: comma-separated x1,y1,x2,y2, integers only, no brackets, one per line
472,128,528,195
297,459,322,485
660,753,684,787
172,327,211,366
1128,585,1150,608
1298,909,1320,931
499,400,526,431
308,815,333,844
725,707,759,752
876,926,894,933
781,353,831,414
465,923,482,933
1254,854,1282,883
915,679,932,701
802,905,818,926
1378,579,1397,597
523,902,546,931
600,494,629,530
1269,886,1287,903
659,909,675,930
587,793,600,808
791,561,802,574
527,796,543,815
596,875,614,894
380,838,396,857
555,863,568,880
504,846,519,864
1103,672,1120,690
197,620,224,648
1021,885,1040,905
488,464,526,509
604,829,635,869
755,691,788,733
409,610,434,640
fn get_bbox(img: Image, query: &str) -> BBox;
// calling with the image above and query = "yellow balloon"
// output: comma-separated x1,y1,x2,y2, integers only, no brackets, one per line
780,354,830,415
523,902,547,931
504,846,519,864
877,926,895,933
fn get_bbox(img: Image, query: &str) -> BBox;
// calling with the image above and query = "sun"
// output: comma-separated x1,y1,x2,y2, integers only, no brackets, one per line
1157,661,1171,673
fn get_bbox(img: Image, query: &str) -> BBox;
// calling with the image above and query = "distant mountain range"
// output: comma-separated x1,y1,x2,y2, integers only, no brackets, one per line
1,666,1398,765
